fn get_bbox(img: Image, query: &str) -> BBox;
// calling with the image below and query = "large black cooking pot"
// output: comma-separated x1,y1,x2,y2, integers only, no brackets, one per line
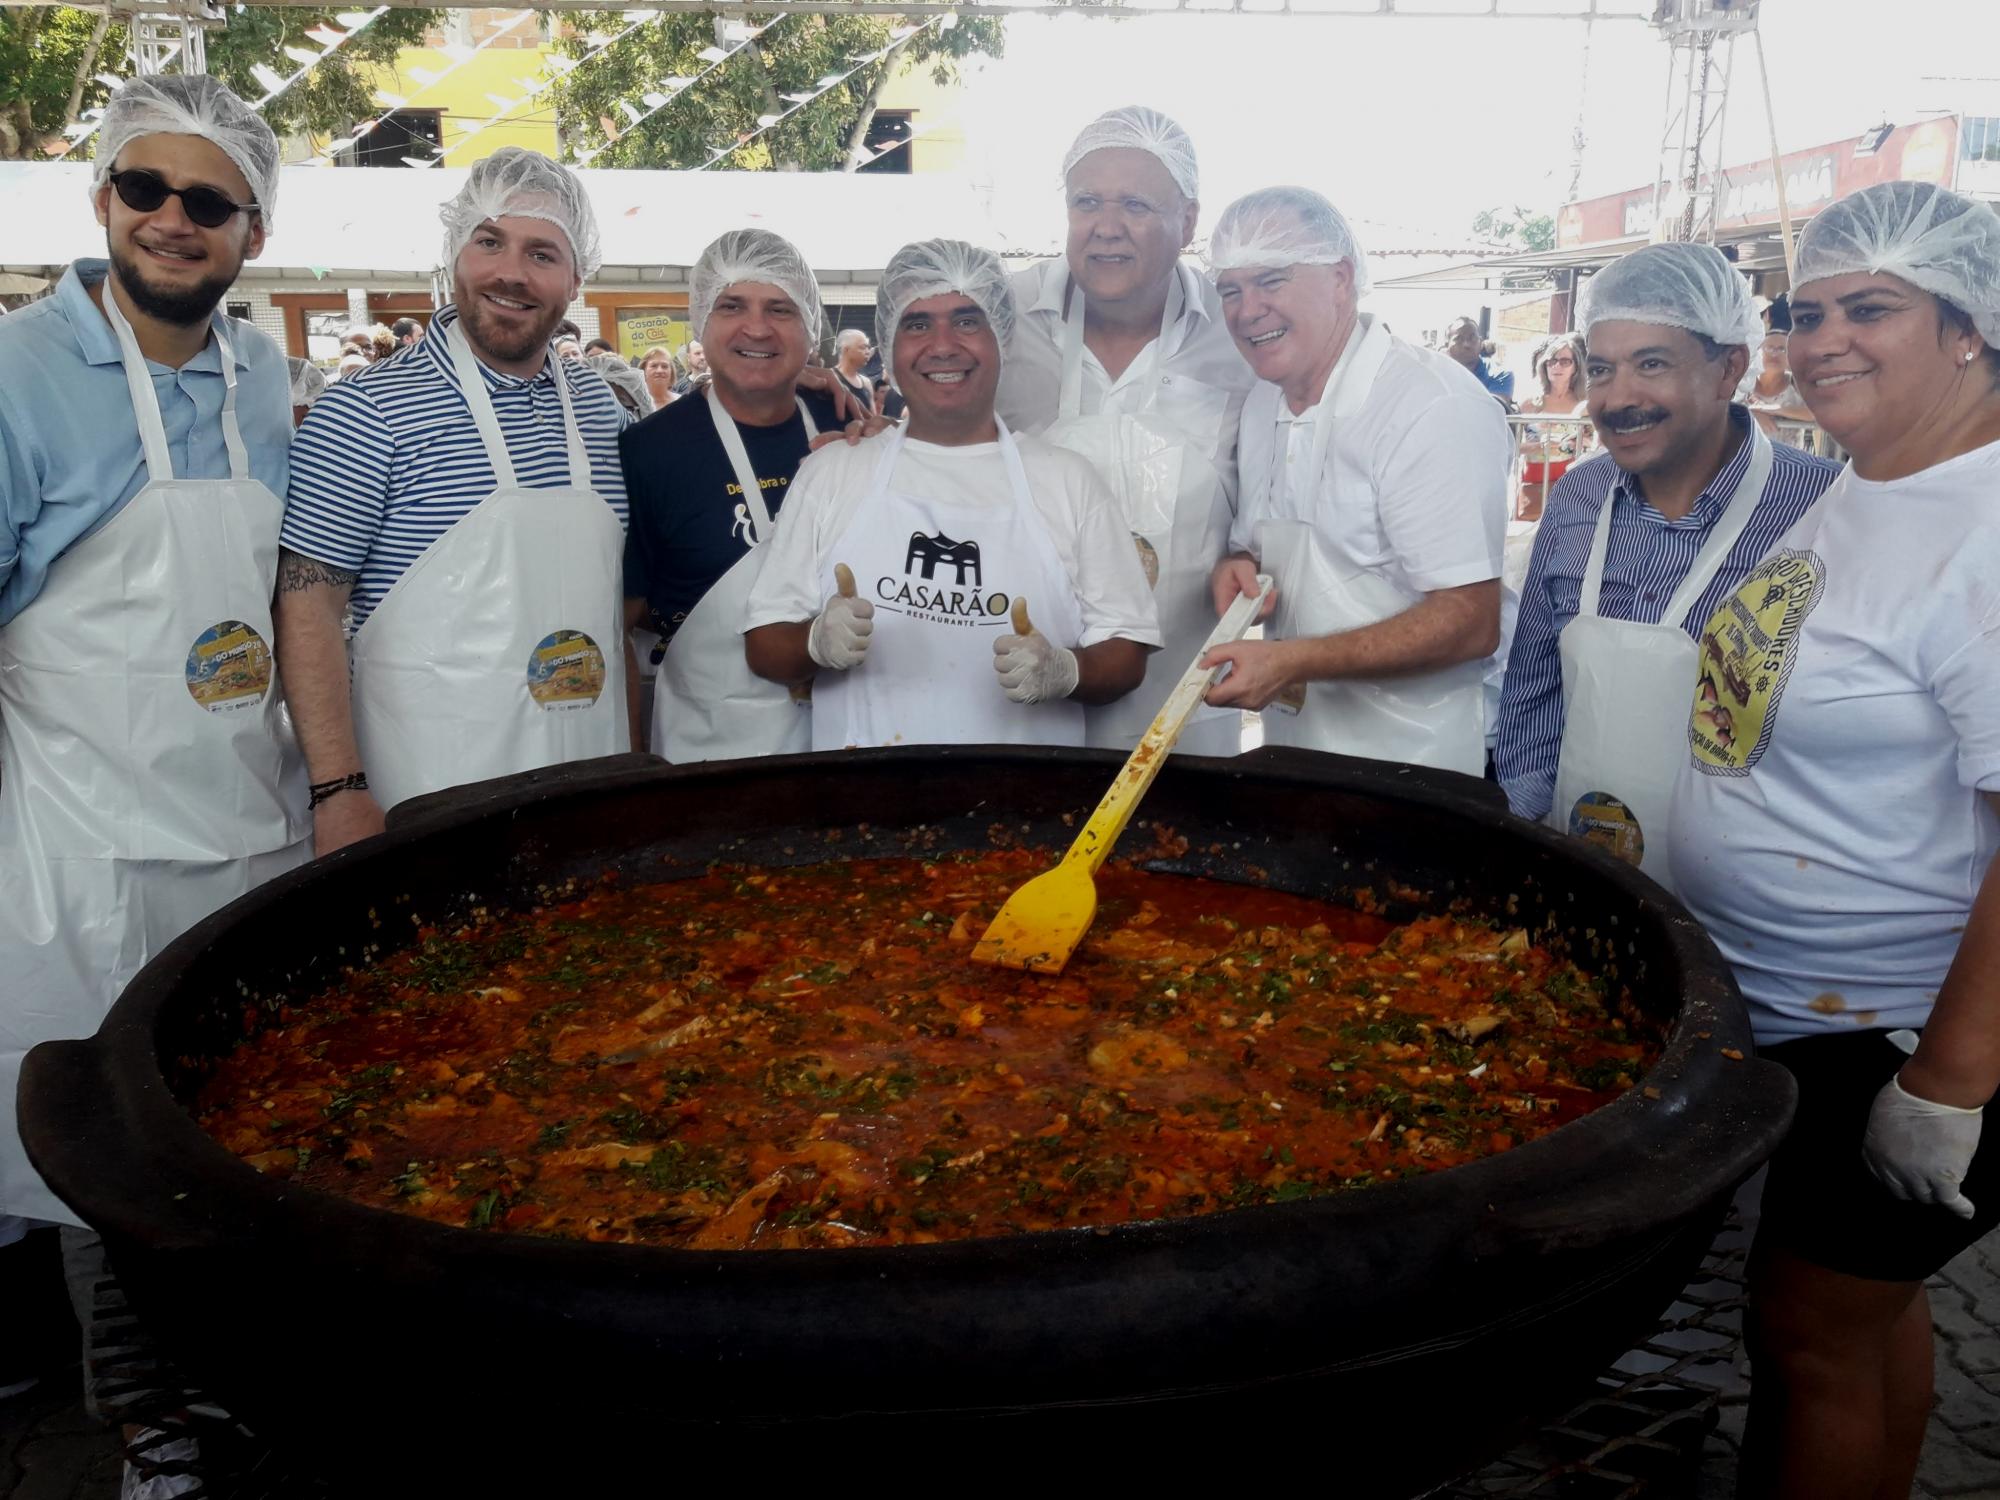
21,746,1790,1494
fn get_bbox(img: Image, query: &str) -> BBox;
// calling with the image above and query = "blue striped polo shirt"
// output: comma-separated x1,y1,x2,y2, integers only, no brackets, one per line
280,304,630,630
1494,406,1841,822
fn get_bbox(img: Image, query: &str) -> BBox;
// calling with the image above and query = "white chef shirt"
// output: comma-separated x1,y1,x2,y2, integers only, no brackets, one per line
743,428,1163,650
996,258,1253,511
1667,439,2000,1043
1232,314,1510,606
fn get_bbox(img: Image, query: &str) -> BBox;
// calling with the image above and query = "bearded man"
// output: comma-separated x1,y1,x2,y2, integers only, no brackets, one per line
275,148,634,853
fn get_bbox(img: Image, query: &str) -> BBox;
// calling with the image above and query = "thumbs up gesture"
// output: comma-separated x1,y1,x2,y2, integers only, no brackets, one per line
808,563,874,671
994,597,1079,704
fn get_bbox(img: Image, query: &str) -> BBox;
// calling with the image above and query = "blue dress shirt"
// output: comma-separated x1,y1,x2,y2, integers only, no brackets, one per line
0,259,293,626
1494,407,1840,821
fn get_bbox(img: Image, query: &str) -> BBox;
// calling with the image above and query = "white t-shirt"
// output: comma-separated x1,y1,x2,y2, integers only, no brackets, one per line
1232,315,1510,606
742,427,1163,650
1667,440,2000,1043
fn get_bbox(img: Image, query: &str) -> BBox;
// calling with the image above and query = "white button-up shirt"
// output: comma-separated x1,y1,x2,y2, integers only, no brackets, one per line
996,257,1254,515
1234,314,1510,608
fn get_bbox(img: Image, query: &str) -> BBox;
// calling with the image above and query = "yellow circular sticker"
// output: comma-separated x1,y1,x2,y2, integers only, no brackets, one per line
1133,534,1161,590
1568,791,1644,867
526,629,607,710
185,620,273,713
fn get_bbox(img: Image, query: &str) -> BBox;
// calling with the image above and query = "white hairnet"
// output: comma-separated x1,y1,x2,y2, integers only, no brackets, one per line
1577,241,1761,351
1795,181,2000,346
1060,105,1198,202
585,351,653,416
875,238,1017,379
1205,186,1371,296
92,75,280,230
440,146,601,280
688,228,825,350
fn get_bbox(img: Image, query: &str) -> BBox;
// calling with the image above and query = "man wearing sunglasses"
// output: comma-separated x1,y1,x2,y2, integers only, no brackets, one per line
0,72,305,1441
276,148,633,852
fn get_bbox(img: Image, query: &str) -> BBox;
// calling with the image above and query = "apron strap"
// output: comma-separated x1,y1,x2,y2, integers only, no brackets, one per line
211,316,251,483
444,317,520,491
100,280,177,483
1057,267,1183,420
550,356,590,488
1278,313,1369,519
706,384,821,546
1580,424,1776,623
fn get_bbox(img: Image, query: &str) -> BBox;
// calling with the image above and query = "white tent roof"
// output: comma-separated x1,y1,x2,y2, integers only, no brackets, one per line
0,162,1056,284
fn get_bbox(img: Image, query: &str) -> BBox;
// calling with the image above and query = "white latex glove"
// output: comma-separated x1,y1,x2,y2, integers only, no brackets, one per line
993,627,1079,704
807,572,874,671
1863,1074,1982,1219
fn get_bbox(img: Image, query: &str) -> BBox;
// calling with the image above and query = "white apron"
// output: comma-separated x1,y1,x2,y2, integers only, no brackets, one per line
1549,427,1773,884
0,291,308,1227
651,386,819,763
349,321,627,812
1253,323,1487,775
1041,278,1238,757
812,422,1085,751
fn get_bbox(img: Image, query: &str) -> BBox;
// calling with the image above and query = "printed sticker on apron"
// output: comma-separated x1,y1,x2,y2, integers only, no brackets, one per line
1133,533,1160,590
526,629,607,710
1688,548,1825,777
184,620,273,712
1568,791,1645,867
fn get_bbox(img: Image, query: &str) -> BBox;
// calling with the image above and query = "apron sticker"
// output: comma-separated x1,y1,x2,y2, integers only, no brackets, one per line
1133,533,1160,590
1689,548,1825,777
185,621,273,712
1568,791,1645,867
527,630,607,710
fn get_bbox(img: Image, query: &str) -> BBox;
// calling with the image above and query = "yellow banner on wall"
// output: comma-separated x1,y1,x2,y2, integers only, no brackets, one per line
616,309,690,363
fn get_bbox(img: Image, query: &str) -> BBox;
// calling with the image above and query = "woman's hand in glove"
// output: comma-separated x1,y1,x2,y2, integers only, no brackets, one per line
1863,1073,1983,1219
808,565,874,671
993,602,1078,705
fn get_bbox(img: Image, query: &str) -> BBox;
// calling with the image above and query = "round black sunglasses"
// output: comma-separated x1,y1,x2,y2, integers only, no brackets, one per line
107,168,260,229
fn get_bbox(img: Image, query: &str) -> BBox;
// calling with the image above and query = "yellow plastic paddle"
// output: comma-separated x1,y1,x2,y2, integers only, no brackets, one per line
971,573,1276,975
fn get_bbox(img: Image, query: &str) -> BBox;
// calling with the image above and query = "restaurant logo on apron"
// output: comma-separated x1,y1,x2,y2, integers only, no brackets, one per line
525,629,608,710
1689,548,1824,777
876,530,1012,626
184,620,273,712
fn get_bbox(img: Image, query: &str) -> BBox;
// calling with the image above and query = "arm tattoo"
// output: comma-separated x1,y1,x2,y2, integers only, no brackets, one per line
277,549,359,595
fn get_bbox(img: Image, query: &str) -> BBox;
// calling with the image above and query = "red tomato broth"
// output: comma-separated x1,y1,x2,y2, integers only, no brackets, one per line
194,850,1660,1249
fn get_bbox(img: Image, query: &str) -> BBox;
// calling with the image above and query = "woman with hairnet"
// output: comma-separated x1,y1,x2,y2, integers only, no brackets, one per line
1202,186,1510,775
1664,183,2000,1500
275,146,633,853
994,105,1255,758
1492,240,1838,887
0,72,307,1475
745,240,1160,749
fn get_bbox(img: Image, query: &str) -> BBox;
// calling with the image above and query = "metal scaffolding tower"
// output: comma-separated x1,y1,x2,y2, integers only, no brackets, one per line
1648,0,1760,244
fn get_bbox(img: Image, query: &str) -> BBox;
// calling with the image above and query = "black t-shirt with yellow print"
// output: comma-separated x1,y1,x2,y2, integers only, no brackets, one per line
618,388,842,647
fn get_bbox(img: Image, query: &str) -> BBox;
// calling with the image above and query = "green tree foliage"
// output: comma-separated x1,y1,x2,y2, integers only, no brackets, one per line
547,9,1004,171
0,5,439,162
1472,204,1557,253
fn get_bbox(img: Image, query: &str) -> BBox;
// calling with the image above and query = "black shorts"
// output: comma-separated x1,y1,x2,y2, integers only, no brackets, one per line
1757,1029,2000,1283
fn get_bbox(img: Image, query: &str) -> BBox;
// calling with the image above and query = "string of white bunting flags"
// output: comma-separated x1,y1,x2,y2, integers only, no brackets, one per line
55,7,391,160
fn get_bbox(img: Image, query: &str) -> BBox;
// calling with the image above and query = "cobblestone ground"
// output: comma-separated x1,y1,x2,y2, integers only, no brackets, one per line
6,1218,2000,1498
